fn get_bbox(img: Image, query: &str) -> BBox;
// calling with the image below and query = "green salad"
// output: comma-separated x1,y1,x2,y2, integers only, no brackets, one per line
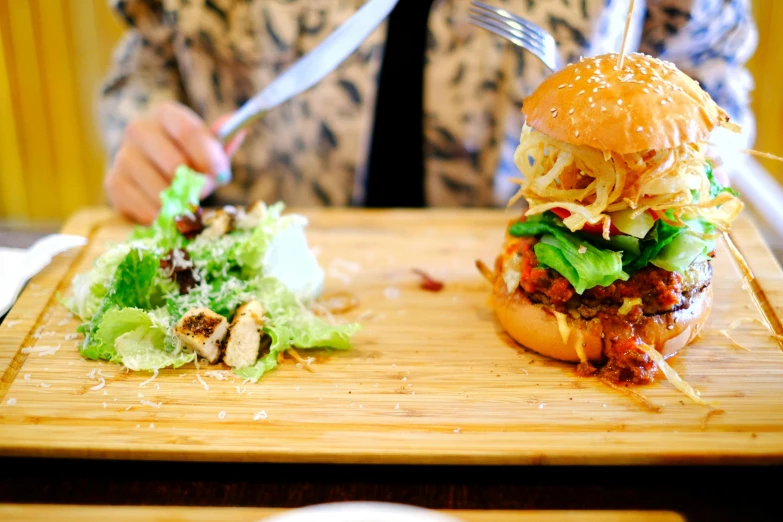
64,166,360,382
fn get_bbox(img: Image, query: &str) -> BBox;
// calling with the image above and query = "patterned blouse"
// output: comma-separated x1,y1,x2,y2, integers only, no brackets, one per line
98,0,758,209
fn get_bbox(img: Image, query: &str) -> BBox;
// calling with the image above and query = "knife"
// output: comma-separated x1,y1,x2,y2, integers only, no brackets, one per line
215,0,400,145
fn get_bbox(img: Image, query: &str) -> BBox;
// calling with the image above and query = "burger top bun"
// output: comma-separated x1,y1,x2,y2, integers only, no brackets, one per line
521,52,732,154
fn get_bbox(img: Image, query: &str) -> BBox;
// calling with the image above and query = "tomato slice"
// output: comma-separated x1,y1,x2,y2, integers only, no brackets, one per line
549,208,621,236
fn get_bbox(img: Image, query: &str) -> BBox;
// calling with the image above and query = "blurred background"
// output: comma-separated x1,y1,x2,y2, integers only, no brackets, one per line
1,0,782,253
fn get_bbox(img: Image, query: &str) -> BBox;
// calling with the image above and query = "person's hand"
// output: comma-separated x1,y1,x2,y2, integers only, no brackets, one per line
105,102,246,225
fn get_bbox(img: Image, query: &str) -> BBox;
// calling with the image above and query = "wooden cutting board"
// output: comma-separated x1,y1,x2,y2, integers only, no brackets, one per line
1,207,783,465
0,505,686,522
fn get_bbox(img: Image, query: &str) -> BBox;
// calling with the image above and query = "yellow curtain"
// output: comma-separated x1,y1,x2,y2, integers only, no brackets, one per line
748,0,783,181
0,0,782,222
0,0,124,222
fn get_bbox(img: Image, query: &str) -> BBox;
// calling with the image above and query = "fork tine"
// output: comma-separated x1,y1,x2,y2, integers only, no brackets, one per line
470,1,551,44
468,2,561,72
468,10,547,56
469,13,551,60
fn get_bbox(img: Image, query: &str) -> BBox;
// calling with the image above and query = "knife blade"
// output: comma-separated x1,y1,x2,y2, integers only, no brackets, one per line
216,0,400,144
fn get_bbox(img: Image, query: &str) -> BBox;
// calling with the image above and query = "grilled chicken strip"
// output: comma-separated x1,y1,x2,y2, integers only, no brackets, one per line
174,307,229,363
200,208,233,238
223,299,266,369
234,201,266,230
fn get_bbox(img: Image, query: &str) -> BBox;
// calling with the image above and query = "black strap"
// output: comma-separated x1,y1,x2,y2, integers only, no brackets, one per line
363,0,435,208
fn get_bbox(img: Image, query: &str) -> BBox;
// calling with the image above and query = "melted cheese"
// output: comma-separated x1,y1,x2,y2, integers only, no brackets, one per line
573,330,588,364
553,311,571,345
618,297,642,315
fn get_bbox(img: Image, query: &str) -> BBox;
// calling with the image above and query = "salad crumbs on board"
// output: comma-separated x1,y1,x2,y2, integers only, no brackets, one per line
204,370,230,381
21,345,60,357
139,369,159,387
5,320,22,328
384,287,400,299
6,398,16,406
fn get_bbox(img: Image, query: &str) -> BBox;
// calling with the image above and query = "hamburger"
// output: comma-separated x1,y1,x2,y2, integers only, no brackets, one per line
479,52,744,402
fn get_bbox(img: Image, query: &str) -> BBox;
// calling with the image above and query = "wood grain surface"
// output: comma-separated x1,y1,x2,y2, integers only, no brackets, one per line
0,504,685,522
1,207,783,465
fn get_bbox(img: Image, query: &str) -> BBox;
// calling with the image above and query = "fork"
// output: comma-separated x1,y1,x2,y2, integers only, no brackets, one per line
467,1,563,72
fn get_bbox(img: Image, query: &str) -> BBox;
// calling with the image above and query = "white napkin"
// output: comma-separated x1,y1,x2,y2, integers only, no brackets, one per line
0,234,87,317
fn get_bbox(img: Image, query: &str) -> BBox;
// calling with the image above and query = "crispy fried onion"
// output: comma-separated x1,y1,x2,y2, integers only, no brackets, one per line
509,124,744,239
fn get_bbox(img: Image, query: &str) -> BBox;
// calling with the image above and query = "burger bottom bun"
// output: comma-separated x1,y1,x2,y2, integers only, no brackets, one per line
491,279,713,363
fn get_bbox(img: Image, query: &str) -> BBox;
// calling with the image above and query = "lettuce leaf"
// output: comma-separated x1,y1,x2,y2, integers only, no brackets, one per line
77,246,170,360
233,351,279,382
64,243,132,321
648,216,715,273
622,217,684,273
510,213,629,294
131,164,206,247
510,211,716,291
95,308,194,371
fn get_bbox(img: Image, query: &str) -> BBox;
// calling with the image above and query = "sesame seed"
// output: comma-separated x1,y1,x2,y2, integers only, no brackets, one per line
575,130,580,137
550,107,556,112
667,96,673,102
661,100,667,105
575,75,581,80
617,99,623,105
588,97,593,102
568,108,574,114
636,126,643,132
590,103,596,108
593,87,599,92
601,106,607,112
552,110,557,118
577,90,585,95
558,84,566,89
643,88,649,93
568,84,573,88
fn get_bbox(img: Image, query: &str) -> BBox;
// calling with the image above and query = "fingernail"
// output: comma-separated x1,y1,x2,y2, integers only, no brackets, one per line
216,169,232,185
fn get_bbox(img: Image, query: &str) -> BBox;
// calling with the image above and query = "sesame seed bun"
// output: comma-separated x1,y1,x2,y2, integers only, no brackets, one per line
521,52,731,154
490,274,713,363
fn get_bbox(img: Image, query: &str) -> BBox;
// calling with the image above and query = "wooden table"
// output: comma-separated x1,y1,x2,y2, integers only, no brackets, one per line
1,209,782,521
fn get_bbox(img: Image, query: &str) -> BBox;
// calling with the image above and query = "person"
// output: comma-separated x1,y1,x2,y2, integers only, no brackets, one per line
98,0,757,224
